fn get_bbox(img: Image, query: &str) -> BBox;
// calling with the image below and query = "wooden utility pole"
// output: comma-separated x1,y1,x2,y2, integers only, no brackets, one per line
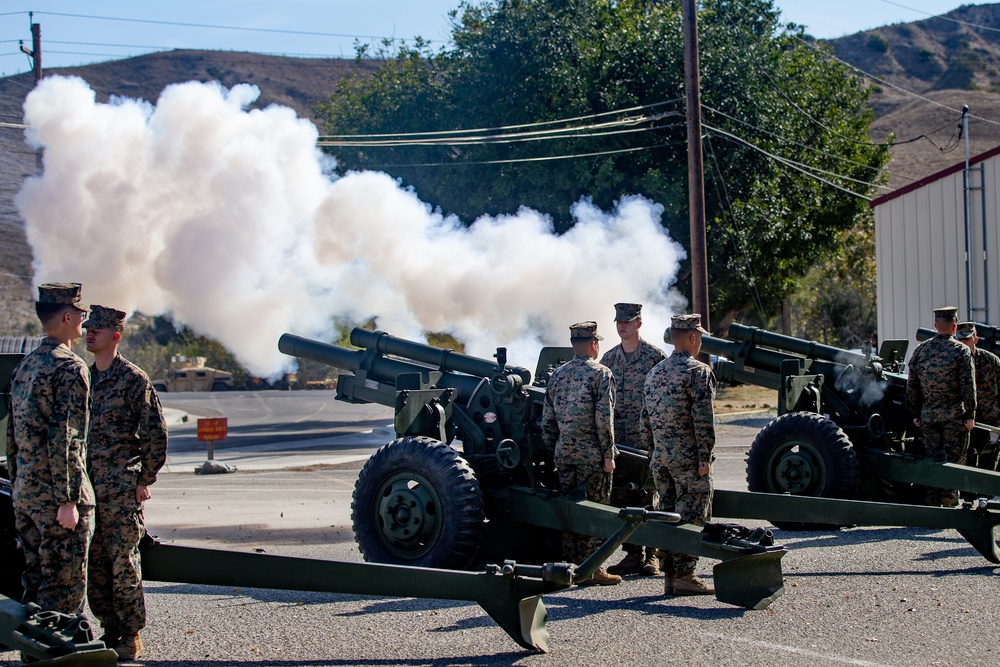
20,17,43,174
19,17,42,83
681,0,710,333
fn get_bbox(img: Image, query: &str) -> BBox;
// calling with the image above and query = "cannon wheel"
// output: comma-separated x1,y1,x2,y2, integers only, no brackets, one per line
747,411,859,531
352,436,485,569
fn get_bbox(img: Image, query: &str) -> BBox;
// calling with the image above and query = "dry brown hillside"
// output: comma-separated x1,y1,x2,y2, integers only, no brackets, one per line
829,3,1000,189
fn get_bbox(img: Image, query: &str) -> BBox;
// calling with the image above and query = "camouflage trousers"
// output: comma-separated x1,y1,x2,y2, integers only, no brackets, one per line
651,465,712,577
556,462,611,564
14,501,94,614
921,420,970,507
88,497,146,634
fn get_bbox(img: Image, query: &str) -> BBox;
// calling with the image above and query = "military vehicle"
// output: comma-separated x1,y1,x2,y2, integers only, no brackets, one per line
699,323,1000,561
278,328,787,611
151,355,233,392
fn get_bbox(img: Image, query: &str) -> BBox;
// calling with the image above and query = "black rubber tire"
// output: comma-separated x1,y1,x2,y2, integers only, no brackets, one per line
152,382,168,393
210,382,229,391
352,436,485,569
747,411,859,531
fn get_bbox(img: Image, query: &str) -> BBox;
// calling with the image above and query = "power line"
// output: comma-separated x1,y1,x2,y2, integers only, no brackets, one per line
704,135,766,316
794,35,1000,128
32,10,438,44
363,134,688,169
702,105,905,180
877,0,1000,35
705,123,876,201
319,113,682,148
319,99,684,140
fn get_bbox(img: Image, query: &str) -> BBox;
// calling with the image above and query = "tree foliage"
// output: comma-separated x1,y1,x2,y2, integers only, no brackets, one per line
316,0,890,326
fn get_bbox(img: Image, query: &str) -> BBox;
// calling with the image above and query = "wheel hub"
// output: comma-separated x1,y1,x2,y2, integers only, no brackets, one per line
774,452,815,494
375,474,440,556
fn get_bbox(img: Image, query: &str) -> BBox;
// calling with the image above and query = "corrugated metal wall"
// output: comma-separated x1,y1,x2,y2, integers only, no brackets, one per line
874,149,1000,360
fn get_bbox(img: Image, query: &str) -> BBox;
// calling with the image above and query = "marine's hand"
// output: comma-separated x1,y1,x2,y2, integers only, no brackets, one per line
913,418,921,428
965,418,976,431
136,484,151,503
698,461,711,477
603,457,615,473
56,503,79,530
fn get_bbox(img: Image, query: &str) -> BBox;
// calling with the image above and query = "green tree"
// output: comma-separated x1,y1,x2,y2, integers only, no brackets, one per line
317,0,890,326
790,221,878,349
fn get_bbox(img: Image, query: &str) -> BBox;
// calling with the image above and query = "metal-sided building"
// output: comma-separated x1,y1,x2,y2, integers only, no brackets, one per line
873,144,1000,359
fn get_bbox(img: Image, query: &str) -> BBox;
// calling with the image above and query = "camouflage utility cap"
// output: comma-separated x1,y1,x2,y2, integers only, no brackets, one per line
37,282,84,307
614,303,642,322
671,314,709,334
83,305,126,330
570,321,603,341
956,321,977,340
933,306,958,321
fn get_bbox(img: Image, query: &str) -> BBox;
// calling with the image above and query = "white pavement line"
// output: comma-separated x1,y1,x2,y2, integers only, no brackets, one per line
699,632,894,667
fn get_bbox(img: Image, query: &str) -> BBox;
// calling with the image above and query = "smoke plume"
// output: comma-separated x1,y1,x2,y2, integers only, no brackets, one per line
16,76,687,376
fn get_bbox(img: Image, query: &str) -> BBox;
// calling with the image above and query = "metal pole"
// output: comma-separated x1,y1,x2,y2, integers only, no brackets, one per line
962,105,974,321
681,0,710,333
980,162,989,323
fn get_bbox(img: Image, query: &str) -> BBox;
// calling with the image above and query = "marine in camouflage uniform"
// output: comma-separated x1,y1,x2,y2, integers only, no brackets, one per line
84,305,168,660
956,322,1000,470
5,283,95,614
641,314,716,595
540,321,620,585
600,303,666,576
905,307,976,507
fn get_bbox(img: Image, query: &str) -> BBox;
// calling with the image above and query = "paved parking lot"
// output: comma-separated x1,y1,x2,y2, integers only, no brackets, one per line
3,402,999,666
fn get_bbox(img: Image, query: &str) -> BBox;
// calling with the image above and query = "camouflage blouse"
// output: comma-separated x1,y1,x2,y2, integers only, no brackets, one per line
600,338,666,449
541,355,616,463
973,347,1000,425
906,334,976,424
642,350,717,469
6,337,95,507
88,353,168,499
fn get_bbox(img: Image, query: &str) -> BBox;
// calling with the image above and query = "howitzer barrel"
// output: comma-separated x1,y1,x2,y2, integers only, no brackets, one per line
278,333,488,403
727,324,868,368
699,332,804,376
350,328,531,383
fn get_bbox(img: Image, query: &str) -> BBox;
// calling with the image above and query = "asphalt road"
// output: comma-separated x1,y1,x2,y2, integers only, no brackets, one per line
2,401,999,667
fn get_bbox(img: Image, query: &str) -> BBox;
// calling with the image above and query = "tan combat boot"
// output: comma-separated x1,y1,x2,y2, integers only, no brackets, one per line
579,568,623,586
607,551,643,576
641,550,661,576
116,632,144,661
669,573,715,596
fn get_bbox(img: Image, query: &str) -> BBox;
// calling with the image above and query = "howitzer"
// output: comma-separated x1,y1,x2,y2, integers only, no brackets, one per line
279,329,786,610
702,324,1000,562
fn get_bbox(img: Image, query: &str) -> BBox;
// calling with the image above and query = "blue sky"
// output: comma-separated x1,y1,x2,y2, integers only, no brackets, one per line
0,1,971,74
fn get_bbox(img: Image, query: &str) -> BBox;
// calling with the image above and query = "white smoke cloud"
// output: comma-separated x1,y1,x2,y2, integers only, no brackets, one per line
16,76,687,376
